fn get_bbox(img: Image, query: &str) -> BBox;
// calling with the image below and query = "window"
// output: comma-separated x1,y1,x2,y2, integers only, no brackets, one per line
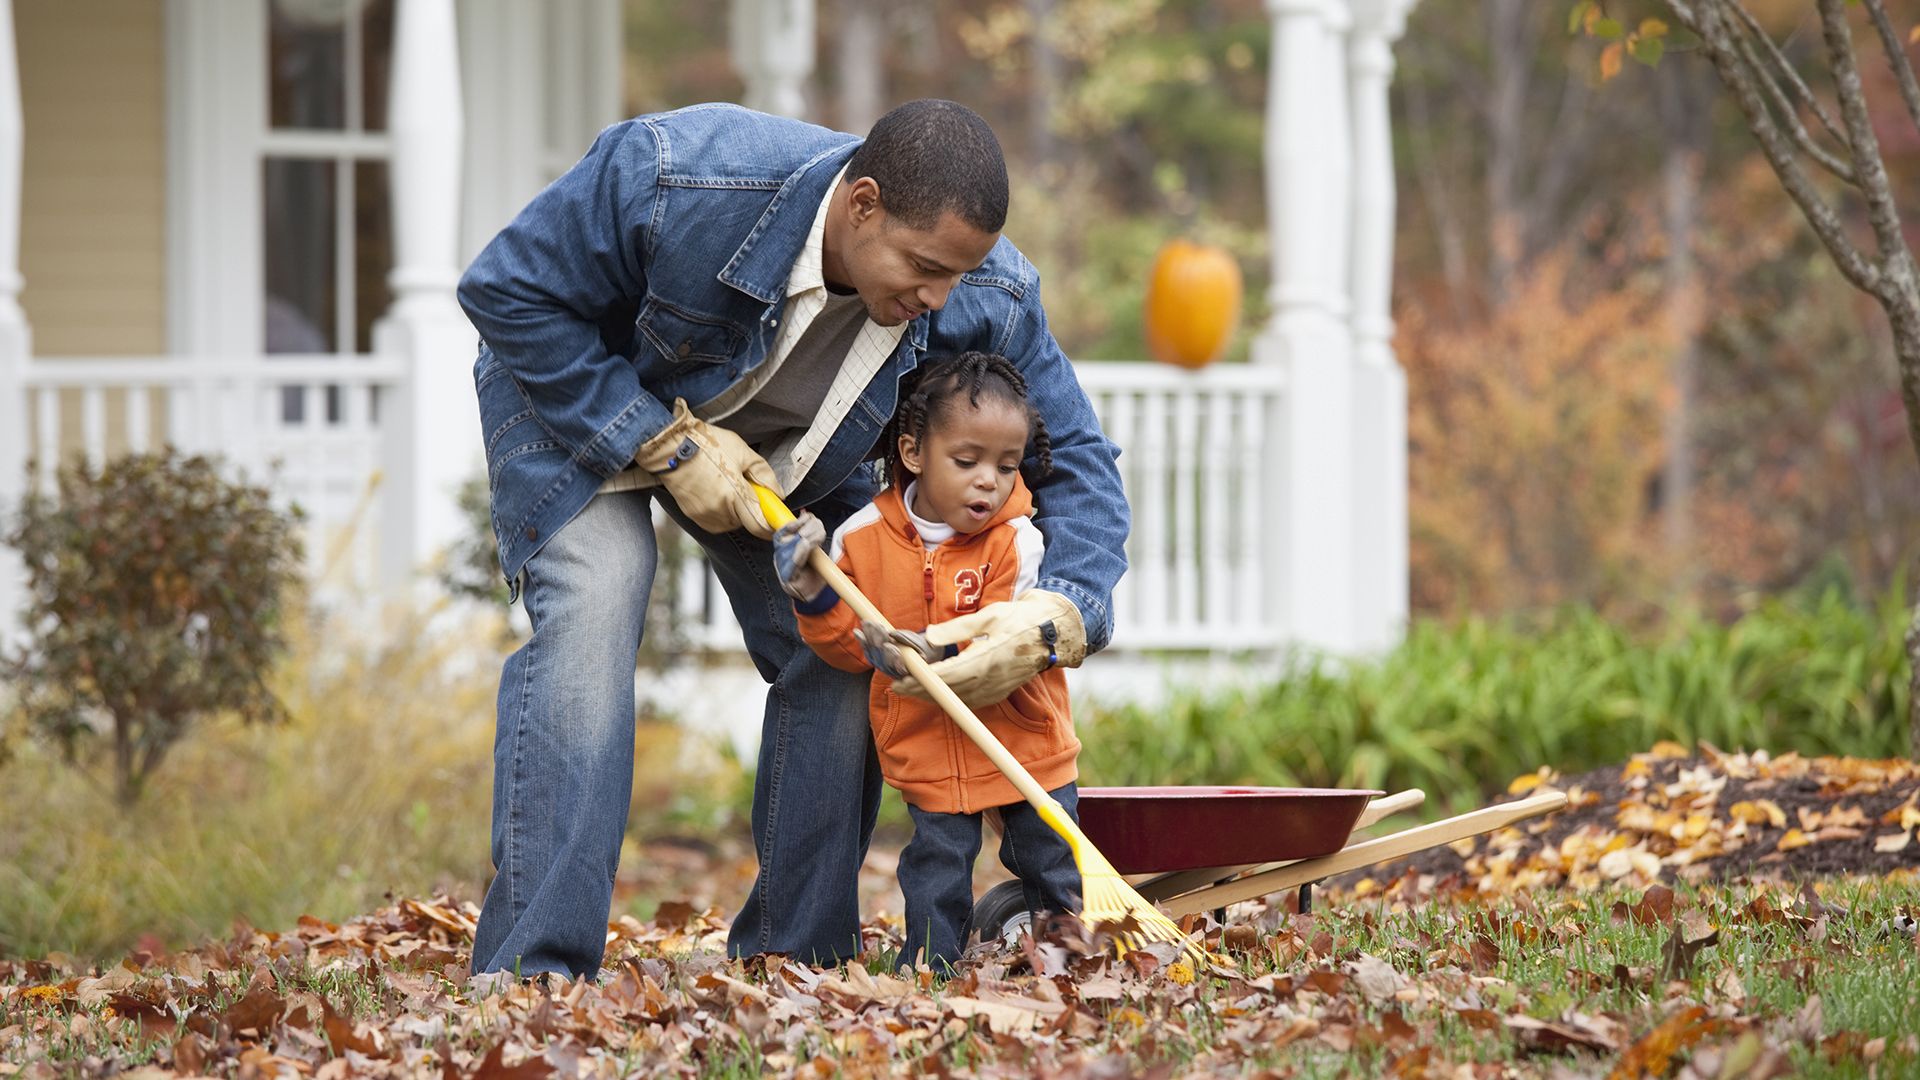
262,0,394,383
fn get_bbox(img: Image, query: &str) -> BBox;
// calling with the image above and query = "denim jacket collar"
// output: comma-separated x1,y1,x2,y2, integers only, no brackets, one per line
717,142,861,304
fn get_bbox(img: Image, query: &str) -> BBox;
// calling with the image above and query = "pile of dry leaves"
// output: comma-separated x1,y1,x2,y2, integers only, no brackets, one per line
1341,743,1920,900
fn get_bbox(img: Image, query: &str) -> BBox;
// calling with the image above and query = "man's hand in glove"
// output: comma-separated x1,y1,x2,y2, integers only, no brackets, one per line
853,620,946,678
771,511,828,602
891,589,1089,707
635,398,778,538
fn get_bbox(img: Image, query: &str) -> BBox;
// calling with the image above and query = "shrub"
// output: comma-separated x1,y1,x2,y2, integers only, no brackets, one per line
3,451,304,806
1078,586,1912,814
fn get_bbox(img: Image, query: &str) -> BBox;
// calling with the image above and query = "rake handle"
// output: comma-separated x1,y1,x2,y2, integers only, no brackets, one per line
756,486,1071,829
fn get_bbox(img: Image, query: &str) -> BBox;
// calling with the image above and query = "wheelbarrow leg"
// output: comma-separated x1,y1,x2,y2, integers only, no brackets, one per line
1298,883,1312,914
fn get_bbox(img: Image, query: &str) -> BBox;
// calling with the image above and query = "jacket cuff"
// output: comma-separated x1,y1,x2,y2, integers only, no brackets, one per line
575,391,678,478
794,585,841,616
1036,577,1111,654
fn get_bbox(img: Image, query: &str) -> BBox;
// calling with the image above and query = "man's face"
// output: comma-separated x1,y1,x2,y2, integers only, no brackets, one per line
832,182,1000,327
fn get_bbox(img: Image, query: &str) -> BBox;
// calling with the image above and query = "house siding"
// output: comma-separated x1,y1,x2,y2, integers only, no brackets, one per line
19,0,167,358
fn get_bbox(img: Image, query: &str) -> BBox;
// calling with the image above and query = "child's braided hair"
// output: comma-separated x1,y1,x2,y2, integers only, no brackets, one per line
882,351,1052,488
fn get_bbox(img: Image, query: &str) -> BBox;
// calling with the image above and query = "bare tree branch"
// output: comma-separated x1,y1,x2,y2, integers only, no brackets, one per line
1668,0,1883,294
1729,0,1852,151
1816,0,1912,301
1731,28,1857,184
1733,35,1859,183
1862,0,1920,137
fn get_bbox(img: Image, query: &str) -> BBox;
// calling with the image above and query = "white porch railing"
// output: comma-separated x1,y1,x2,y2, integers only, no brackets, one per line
15,354,406,594
3,355,1288,654
665,360,1288,654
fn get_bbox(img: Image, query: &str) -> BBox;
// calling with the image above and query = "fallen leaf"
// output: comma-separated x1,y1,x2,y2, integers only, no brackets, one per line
1350,954,1401,1003
1660,920,1719,981
1613,1005,1718,1077
1777,828,1812,851
1507,1013,1620,1054
1730,800,1788,829
1876,831,1913,853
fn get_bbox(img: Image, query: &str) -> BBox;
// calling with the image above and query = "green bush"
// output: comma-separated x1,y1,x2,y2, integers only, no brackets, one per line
3,450,304,806
1077,588,1912,814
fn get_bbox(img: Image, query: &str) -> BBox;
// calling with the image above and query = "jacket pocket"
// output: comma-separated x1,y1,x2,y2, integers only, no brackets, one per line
476,357,556,491
637,298,745,366
1002,679,1066,739
875,690,944,783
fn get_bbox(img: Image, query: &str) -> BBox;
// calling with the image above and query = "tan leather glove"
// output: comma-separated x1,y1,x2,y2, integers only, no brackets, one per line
635,398,778,538
892,588,1088,708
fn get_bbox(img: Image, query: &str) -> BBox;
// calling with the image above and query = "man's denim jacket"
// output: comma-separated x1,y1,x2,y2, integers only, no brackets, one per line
458,104,1129,651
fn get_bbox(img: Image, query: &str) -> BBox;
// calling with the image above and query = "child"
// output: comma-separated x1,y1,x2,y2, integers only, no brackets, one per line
770,351,1082,972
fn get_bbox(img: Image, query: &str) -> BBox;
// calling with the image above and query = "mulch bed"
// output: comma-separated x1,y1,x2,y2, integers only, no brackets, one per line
1331,747,1920,895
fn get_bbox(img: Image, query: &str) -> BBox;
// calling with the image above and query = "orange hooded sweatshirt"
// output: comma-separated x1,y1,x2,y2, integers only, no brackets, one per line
795,476,1078,815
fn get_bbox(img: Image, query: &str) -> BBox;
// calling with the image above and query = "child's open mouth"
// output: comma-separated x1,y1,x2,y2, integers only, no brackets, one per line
966,500,993,520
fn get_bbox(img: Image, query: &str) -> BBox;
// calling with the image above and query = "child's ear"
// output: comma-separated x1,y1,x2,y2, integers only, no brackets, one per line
898,434,923,476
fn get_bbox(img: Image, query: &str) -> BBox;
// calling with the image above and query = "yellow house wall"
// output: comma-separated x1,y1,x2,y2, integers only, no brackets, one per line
19,0,167,359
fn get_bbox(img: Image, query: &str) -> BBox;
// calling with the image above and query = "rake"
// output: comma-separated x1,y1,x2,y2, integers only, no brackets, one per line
754,484,1204,963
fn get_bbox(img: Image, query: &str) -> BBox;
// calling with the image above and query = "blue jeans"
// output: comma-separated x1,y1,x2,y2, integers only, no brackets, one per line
470,490,881,979
898,783,1082,972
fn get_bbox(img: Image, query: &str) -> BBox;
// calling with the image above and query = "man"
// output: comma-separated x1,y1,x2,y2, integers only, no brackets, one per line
459,99,1128,980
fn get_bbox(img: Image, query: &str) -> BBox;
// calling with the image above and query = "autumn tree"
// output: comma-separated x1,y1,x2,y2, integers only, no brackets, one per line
1575,0,1920,750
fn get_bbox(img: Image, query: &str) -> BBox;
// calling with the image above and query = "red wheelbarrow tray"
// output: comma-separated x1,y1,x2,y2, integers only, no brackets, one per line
1075,786,1382,875
1065,785,1567,918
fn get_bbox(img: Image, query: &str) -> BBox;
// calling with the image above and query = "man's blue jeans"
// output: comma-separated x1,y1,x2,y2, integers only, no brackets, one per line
898,783,1082,971
469,489,881,979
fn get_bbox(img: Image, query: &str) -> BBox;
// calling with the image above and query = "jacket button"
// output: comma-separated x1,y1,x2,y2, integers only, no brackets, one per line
676,341,692,358
525,526,538,541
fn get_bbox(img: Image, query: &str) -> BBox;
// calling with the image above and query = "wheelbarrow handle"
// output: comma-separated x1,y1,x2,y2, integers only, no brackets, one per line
753,484,1074,827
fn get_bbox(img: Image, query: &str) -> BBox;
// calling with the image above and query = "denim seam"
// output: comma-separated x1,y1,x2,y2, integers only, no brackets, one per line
505,561,541,933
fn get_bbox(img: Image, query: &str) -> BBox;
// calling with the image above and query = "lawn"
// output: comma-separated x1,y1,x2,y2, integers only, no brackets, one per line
2,876,1913,1078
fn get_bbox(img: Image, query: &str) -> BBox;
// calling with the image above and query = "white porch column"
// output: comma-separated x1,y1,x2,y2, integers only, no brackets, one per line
1347,0,1415,653
1256,0,1363,655
730,0,814,118
375,0,477,589
0,0,28,643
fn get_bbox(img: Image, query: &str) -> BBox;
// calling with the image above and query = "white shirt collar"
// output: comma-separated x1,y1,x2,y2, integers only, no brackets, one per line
901,482,956,546
787,164,849,298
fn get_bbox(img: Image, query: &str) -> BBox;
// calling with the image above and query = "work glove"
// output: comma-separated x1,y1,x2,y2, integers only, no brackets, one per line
853,619,945,678
772,511,828,602
635,398,778,538
892,589,1088,708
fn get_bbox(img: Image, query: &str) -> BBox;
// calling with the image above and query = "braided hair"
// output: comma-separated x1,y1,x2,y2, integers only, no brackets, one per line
882,351,1052,488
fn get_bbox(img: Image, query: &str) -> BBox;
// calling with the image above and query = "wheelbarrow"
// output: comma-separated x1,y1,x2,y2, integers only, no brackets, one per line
972,786,1568,942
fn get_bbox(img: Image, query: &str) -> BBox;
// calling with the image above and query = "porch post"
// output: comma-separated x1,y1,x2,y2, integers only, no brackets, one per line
375,0,477,589
1255,0,1362,655
730,0,814,119
0,0,29,643
1346,0,1415,653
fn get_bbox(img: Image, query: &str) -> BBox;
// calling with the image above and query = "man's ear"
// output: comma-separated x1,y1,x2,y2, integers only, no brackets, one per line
846,177,883,227
898,434,923,475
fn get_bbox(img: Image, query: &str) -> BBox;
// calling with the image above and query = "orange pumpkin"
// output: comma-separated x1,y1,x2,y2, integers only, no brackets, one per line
1143,239,1243,369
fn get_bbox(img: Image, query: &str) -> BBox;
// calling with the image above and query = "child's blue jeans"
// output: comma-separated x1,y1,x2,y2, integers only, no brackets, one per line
898,782,1082,971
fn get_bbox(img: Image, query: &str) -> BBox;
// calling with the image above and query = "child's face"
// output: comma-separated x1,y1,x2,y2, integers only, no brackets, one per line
899,397,1030,535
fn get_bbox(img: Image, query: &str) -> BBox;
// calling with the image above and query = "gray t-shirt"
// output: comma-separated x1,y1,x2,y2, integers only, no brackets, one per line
723,290,871,450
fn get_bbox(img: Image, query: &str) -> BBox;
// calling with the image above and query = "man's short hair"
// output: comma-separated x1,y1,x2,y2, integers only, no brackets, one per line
845,99,1009,235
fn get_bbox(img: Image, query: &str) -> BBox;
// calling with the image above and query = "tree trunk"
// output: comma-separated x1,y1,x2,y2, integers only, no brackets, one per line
1658,65,1708,580
1483,0,1530,305
834,0,884,134
1026,0,1059,171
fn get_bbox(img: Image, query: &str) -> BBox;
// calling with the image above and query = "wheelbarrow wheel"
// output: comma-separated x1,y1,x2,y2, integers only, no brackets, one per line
972,880,1032,945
